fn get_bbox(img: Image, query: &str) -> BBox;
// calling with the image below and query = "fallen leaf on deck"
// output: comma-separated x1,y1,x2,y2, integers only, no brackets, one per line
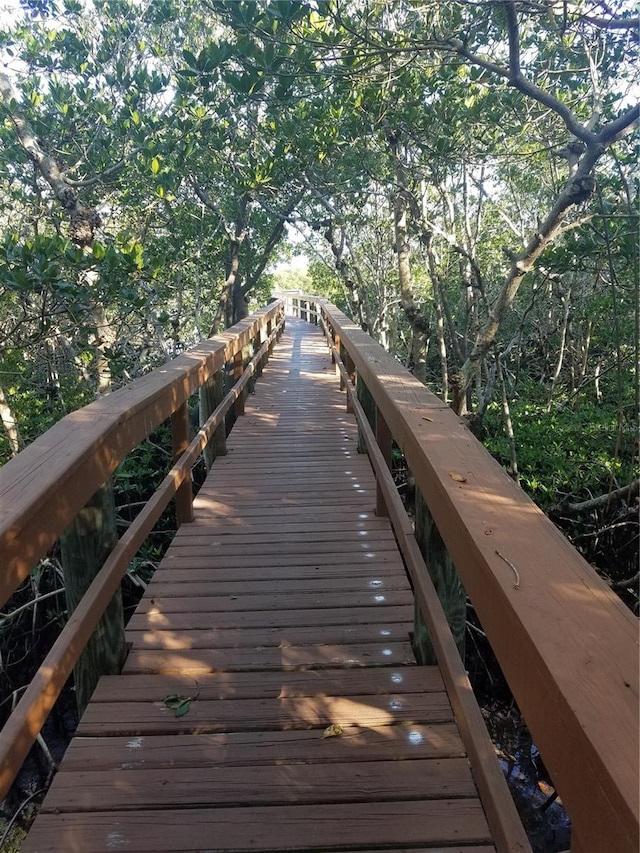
422,416,433,422
449,471,467,483
163,684,200,718
322,724,344,739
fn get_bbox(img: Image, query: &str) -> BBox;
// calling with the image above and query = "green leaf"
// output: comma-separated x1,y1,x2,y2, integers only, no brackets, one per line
151,157,160,175
163,684,200,717
182,48,198,68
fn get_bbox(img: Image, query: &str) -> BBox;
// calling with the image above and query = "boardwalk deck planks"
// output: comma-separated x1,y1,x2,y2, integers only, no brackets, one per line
22,319,523,853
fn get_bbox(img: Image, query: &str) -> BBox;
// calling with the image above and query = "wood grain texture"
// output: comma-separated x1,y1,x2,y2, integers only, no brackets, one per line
127,604,414,632
59,725,466,772
121,642,417,674
77,690,454,736
89,668,445,703
23,801,492,852
125,622,412,650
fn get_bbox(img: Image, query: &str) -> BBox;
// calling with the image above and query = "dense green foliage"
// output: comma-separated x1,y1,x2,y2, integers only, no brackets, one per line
0,3,637,845
0,2,634,563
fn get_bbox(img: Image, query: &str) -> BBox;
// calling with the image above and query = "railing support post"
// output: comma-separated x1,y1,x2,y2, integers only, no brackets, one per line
413,487,466,665
356,374,375,452
171,401,194,525
199,371,227,471
334,334,342,382
375,408,393,517
343,349,356,412
233,349,245,417
59,481,126,715
255,327,265,378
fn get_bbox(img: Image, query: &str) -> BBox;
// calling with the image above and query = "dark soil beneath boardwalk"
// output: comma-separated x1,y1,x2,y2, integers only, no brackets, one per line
466,610,572,853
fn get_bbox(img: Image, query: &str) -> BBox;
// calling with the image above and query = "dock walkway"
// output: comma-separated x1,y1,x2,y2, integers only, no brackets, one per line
24,319,497,852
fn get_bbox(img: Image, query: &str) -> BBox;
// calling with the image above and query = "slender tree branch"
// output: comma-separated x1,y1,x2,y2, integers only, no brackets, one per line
581,14,639,30
64,148,144,188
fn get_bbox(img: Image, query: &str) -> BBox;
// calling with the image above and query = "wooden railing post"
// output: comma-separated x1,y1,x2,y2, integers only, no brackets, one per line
263,319,272,367
414,488,466,665
356,374,375,452
334,334,342,383
199,370,227,471
59,481,126,715
343,348,356,412
254,327,265,378
375,408,393,517
233,349,245,417
171,401,194,524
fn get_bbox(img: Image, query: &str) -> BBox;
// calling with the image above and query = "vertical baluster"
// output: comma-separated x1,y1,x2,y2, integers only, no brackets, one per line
59,481,126,715
413,488,466,665
171,401,194,525
199,370,226,471
233,349,245,417
375,408,393,517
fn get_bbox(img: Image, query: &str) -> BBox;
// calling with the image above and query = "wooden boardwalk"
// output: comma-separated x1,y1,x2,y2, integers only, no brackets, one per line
24,319,497,852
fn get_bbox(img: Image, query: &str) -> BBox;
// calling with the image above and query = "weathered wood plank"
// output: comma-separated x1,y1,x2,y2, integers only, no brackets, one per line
77,690,453,736
164,540,398,559
22,801,492,852
159,551,403,569
145,576,410,597
122,641,416,674
137,590,414,614
144,562,404,583
170,529,396,547
192,501,377,520
180,519,391,536
126,623,411,650
44,758,477,812
90,667,443,703
58,724,466,771
127,605,414,632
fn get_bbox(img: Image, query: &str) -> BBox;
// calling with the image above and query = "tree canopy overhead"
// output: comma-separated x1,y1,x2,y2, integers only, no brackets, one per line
0,0,636,457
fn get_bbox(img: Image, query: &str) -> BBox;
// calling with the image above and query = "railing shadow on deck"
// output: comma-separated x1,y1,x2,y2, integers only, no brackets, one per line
280,291,639,853
0,300,285,803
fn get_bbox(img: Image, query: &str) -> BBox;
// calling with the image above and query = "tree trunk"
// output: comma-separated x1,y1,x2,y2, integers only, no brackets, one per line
320,220,373,332
547,285,572,411
389,141,429,373
453,142,607,413
0,383,22,457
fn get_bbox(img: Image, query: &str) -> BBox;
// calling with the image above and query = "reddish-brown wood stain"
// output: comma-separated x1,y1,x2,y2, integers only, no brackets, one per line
23,319,520,852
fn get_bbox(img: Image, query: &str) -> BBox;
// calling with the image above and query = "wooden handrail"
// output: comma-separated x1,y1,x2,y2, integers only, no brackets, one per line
291,294,639,853
0,301,284,610
322,320,531,852
0,303,285,800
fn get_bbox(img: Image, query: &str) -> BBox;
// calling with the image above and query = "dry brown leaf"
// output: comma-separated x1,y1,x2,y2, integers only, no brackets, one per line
322,724,344,739
422,416,433,422
449,471,467,483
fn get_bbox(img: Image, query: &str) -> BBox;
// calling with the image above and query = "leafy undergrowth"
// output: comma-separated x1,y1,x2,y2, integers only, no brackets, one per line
482,395,638,611
483,398,634,509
